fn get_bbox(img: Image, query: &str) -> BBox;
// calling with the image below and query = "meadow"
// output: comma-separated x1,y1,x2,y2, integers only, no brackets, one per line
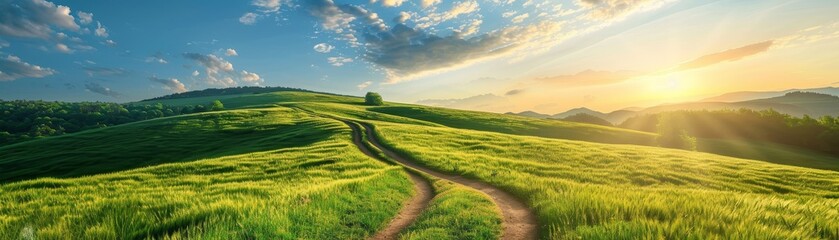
0,105,504,239
370,121,839,239
3,90,839,239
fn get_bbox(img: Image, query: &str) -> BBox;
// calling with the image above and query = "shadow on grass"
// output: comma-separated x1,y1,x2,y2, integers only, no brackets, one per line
0,111,334,183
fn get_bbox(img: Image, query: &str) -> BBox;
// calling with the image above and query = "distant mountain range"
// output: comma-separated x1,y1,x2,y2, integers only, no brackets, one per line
701,87,839,102
508,88,839,124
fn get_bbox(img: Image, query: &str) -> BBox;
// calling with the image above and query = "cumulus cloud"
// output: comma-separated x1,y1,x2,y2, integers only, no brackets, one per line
183,52,262,87
357,81,372,90
298,0,565,83
327,56,352,66
84,82,120,98
239,12,258,25
94,21,108,37
674,41,773,72
55,43,71,53
537,69,641,86
394,11,411,23
313,43,334,53
253,0,291,12
421,0,441,8
183,52,235,86
371,0,404,7
77,11,93,24
149,76,187,93
366,21,561,82
0,0,80,38
240,0,293,25
0,55,55,81
225,48,238,56
240,70,262,84
303,0,387,33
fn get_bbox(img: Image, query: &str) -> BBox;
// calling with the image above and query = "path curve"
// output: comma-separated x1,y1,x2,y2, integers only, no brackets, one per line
343,121,434,240
355,121,538,240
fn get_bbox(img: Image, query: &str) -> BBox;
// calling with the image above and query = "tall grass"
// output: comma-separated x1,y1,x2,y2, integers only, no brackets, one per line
372,122,839,239
0,109,415,239
399,178,502,240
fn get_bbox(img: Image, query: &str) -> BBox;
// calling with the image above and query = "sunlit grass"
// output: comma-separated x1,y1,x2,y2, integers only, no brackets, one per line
400,178,502,240
372,122,839,239
0,109,415,239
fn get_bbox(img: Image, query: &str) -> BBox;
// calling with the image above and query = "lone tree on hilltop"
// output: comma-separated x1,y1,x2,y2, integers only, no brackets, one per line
365,92,384,106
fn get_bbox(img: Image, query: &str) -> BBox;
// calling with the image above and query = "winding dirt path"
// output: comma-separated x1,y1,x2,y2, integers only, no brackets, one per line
343,121,434,240
355,122,538,240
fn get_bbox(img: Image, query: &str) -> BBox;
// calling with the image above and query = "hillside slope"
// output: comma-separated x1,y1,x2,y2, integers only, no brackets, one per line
3,89,839,239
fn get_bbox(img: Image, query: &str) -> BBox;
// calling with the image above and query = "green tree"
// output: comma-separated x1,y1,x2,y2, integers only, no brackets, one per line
655,113,697,151
365,92,384,106
210,100,225,111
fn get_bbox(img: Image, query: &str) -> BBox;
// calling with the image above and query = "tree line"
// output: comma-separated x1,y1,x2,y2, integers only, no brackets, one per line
0,99,224,146
142,86,316,101
620,109,839,154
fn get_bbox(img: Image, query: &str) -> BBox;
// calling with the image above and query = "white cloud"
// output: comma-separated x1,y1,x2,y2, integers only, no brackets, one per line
183,52,263,87
394,11,411,23
240,0,293,25
415,0,480,29
146,53,168,64
55,43,72,53
371,0,404,7
576,0,673,20
367,21,563,83
239,12,258,25
94,21,108,37
456,19,482,37
252,0,291,12
225,48,239,56
311,6,355,33
421,0,441,8
183,53,236,87
103,39,117,47
240,70,263,84
502,11,517,18
313,43,335,53
357,81,372,90
149,76,187,93
511,13,529,23
0,0,80,39
77,11,93,24
0,55,56,81
327,56,353,66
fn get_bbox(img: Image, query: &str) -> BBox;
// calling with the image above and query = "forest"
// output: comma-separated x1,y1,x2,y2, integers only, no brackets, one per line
0,99,222,145
620,109,839,154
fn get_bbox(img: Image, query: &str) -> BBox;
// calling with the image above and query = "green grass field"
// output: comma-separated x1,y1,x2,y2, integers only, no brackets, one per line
3,90,839,239
370,122,839,239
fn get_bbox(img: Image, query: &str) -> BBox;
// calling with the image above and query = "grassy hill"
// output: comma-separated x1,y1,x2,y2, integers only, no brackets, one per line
2,89,839,239
368,121,839,239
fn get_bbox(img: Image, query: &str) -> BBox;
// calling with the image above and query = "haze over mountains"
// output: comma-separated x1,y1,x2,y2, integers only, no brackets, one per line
507,87,839,124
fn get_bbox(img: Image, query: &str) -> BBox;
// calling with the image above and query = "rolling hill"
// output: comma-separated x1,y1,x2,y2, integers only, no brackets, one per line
2,88,838,239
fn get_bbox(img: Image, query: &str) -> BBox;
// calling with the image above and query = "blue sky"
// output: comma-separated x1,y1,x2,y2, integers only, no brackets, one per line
2,0,838,113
